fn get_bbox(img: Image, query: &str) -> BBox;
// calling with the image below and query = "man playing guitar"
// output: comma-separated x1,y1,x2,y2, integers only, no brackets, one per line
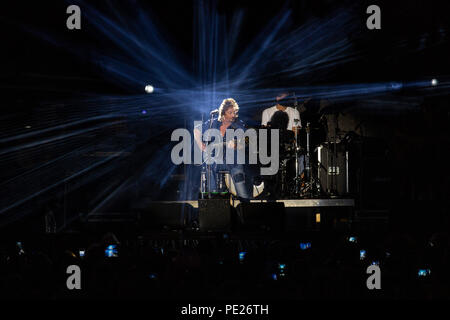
193,98,251,200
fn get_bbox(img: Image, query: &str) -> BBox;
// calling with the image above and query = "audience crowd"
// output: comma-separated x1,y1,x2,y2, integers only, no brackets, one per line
0,226,449,300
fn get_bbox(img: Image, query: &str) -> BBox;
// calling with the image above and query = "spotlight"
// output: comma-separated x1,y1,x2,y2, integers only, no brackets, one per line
145,85,154,93
431,79,438,86
389,82,402,90
141,110,147,115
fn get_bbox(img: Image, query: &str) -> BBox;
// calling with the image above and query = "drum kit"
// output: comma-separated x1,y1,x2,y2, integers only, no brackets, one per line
255,121,325,199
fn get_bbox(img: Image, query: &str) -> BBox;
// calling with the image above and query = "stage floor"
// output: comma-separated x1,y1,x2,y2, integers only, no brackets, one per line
147,198,355,209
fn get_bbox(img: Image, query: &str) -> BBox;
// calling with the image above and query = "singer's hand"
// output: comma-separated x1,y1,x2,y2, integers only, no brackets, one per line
227,140,236,149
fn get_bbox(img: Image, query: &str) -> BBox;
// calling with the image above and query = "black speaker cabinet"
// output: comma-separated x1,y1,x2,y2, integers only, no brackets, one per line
137,202,189,230
316,143,349,195
236,202,285,232
198,199,232,231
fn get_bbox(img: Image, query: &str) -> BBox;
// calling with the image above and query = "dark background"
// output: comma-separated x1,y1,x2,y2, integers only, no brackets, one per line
0,0,449,232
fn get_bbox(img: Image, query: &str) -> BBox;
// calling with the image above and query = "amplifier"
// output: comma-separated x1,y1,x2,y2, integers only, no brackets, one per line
316,143,349,196
198,199,232,231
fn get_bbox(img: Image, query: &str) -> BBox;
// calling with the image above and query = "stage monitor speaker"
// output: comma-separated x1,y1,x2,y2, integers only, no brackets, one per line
317,143,349,196
137,202,189,230
198,199,232,231
236,202,285,232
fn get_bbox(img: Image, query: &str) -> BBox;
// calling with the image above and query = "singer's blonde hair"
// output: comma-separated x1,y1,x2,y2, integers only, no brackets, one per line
218,98,239,122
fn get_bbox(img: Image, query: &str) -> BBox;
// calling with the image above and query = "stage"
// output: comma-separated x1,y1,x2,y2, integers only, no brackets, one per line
147,198,355,209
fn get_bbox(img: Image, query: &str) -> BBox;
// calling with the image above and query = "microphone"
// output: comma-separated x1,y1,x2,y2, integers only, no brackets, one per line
210,109,219,114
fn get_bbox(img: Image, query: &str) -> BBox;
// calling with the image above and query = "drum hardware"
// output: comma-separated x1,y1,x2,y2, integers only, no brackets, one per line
283,119,325,198
301,121,323,198
293,119,300,195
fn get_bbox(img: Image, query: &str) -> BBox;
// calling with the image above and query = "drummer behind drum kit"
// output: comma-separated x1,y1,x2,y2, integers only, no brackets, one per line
200,103,352,200
260,120,328,199
248,110,352,199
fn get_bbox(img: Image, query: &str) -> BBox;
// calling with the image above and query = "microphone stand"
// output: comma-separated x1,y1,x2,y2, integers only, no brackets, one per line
200,113,206,199
207,111,216,199
200,110,217,200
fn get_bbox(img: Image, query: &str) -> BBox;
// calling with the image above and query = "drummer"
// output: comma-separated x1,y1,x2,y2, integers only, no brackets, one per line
261,92,302,132
261,92,305,179
266,110,295,144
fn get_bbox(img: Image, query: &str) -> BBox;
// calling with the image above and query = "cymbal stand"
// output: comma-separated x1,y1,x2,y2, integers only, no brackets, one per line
294,119,300,195
300,122,324,198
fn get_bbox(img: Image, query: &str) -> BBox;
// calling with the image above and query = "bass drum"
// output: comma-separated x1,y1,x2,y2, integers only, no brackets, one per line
224,172,265,198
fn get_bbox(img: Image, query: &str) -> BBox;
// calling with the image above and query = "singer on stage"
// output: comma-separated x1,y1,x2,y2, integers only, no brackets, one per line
193,98,251,200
